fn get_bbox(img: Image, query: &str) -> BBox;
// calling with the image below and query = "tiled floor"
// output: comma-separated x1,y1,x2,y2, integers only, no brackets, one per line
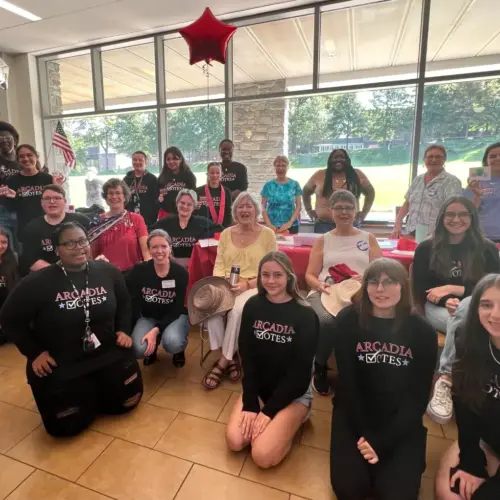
0,332,456,500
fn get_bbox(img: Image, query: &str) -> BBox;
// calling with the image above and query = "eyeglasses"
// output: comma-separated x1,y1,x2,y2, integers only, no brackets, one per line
58,238,90,250
426,155,445,160
367,278,399,289
42,196,64,202
332,206,356,213
0,135,14,142
444,211,471,220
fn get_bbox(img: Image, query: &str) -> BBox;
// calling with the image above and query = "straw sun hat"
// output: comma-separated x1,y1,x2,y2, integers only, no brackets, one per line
320,278,362,316
188,276,235,325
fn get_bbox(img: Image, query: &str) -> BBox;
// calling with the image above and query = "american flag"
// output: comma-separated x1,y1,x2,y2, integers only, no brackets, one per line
52,121,76,168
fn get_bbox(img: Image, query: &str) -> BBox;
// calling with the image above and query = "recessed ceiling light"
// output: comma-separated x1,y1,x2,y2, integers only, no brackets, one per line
0,1,41,21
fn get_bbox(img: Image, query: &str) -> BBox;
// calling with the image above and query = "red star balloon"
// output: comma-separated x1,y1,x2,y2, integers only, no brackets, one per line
179,8,237,66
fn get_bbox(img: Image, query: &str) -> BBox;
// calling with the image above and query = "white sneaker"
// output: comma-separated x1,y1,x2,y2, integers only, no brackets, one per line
427,378,453,424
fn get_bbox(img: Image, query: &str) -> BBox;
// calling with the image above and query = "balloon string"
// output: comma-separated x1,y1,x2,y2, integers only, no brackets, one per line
203,63,210,164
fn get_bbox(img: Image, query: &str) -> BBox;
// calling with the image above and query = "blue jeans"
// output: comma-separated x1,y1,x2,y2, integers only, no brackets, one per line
424,302,449,332
131,315,189,357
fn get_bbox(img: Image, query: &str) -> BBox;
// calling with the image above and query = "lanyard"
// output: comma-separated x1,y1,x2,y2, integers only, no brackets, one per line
131,176,143,210
205,184,225,225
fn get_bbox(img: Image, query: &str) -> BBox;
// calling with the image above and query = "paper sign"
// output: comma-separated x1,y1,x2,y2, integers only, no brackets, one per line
469,166,491,182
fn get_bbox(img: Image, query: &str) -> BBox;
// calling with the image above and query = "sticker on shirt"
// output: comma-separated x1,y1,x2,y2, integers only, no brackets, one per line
356,240,369,252
55,287,108,310
162,280,175,289
142,287,176,304
252,320,295,344
356,341,413,367
485,374,500,400
41,238,54,252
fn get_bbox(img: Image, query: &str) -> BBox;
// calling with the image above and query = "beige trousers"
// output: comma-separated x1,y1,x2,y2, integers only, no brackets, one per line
206,288,258,360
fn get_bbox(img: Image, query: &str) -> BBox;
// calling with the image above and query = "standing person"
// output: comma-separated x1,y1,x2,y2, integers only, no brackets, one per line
21,185,91,275
127,229,189,367
123,151,159,227
0,227,20,345
305,189,382,396
303,149,375,234
435,274,500,500
195,162,232,228
85,167,104,209
157,147,196,220
0,222,143,437
219,139,248,201
392,145,462,241
412,197,500,424
261,155,302,235
226,251,318,468
0,121,21,249
465,142,500,242
330,259,437,500
90,178,150,272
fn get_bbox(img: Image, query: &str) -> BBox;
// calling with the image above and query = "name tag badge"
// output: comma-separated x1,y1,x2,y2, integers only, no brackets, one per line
90,333,101,349
162,280,175,289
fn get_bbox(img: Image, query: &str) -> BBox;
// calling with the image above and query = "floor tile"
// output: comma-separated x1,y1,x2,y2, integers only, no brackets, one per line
301,410,331,451
0,368,33,408
419,476,435,500
241,444,335,500
185,329,201,356
217,392,241,424
312,392,333,413
23,400,39,413
175,464,289,500
148,378,232,420
5,470,109,500
0,344,26,369
140,362,169,402
0,454,34,500
155,413,246,475
424,435,452,479
90,402,177,448
78,438,191,500
7,427,113,481
0,401,41,453
290,497,310,500
442,420,458,441
424,414,444,438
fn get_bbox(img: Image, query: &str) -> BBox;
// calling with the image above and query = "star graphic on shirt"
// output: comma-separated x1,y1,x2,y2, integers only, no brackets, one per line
403,359,409,366
102,296,107,302
358,354,365,361
286,336,292,342
59,303,65,309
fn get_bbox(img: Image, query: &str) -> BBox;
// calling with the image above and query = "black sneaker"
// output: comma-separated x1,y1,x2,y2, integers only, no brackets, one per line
312,363,331,396
143,350,158,366
172,351,186,368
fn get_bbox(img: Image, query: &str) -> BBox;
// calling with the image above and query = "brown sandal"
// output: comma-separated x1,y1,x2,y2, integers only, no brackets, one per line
202,361,225,390
226,354,242,382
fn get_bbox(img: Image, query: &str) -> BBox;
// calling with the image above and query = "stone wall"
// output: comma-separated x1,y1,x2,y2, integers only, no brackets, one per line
233,79,287,199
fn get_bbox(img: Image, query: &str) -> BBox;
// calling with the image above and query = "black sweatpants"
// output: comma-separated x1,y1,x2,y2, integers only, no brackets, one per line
330,408,427,500
29,354,143,437
309,292,336,366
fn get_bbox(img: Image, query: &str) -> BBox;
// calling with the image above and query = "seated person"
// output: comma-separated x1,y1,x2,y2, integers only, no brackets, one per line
21,184,91,275
151,189,223,268
197,192,277,390
331,259,437,500
413,196,500,424
195,162,232,228
305,189,381,396
435,274,500,500
127,229,189,368
0,222,142,437
226,251,318,468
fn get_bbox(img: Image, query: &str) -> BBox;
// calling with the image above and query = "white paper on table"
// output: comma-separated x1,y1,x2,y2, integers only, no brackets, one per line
277,236,295,247
390,249,415,256
199,239,219,248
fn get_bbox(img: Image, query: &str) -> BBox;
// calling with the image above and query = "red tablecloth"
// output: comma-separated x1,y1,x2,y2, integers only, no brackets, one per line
187,243,415,295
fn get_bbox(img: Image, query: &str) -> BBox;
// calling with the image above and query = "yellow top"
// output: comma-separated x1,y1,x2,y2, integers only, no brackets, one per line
213,225,277,279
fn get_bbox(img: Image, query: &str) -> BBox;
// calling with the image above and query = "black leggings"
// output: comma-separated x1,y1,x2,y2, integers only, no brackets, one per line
29,355,143,437
330,408,427,500
309,292,336,366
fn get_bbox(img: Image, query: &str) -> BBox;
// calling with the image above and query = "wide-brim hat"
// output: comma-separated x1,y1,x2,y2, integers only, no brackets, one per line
188,276,235,325
321,279,361,317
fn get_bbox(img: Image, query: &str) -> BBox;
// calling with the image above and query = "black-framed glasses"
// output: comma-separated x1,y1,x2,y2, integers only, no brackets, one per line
58,238,90,250
444,211,471,220
332,206,356,213
367,278,399,289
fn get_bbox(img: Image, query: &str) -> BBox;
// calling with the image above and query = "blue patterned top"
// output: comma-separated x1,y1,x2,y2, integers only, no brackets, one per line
261,178,303,228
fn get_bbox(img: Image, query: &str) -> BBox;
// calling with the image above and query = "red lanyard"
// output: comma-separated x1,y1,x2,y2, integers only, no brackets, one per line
205,184,225,225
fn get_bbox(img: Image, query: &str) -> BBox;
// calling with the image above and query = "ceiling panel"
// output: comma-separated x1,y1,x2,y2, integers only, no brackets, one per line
393,0,422,67
0,8,31,30
15,0,115,19
320,9,354,75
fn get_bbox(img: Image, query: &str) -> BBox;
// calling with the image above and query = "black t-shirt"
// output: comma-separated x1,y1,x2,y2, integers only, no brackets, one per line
123,170,159,227
7,172,53,236
194,184,233,228
333,306,437,457
0,260,132,379
239,295,318,419
158,169,197,214
0,158,21,210
151,215,222,259
126,260,188,331
21,213,92,274
221,161,248,194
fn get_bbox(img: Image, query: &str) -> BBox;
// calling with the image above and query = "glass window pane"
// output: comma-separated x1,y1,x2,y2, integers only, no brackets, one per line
102,40,156,109
51,111,158,208
427,0,500,77
233,15,314,97
166,104,225,185
45,52,93,114
164,37,225,104
420,77,500,185
320,1,423,88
